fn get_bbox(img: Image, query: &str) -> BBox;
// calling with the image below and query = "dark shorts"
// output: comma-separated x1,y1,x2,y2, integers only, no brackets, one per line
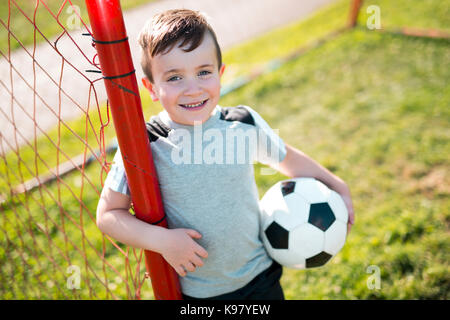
182,261,284,300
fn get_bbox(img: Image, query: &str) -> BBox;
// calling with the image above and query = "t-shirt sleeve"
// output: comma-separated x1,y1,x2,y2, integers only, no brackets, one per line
242,105,287,166
103,147,130,196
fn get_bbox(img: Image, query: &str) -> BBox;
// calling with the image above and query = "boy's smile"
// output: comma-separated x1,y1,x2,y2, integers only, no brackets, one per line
179,98,209,110
143,32,225,126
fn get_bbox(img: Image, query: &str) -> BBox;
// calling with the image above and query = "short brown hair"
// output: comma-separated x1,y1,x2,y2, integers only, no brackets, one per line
138,9,222,83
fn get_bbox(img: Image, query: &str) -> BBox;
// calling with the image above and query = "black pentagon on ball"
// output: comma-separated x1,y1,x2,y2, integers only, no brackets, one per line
281,181,296,196
306,251,333,268
308,202,336,231
265,221,289,249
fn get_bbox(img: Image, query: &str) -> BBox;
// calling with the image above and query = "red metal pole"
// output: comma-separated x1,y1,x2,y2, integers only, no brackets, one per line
348,0,363,28
84,0,182,300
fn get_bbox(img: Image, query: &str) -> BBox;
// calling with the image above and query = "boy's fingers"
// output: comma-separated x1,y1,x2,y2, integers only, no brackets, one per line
195,245,208,259
176,266,186,277
348,211,355,225
184,262,196,273
191,255,204,268
186,229,202,239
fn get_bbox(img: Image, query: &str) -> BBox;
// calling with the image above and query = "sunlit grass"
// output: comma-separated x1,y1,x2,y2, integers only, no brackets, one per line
357,0,450,33
222,28,449,299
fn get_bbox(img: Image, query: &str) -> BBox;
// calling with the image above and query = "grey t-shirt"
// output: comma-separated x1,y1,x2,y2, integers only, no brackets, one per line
103,105,287,298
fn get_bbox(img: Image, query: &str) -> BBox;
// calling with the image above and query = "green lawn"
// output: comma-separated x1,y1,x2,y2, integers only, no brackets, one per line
0,0,449,299
221,28,449,299
357,0,450,33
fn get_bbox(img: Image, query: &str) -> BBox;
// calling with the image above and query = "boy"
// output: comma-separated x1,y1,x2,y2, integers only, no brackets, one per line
96,9,355,300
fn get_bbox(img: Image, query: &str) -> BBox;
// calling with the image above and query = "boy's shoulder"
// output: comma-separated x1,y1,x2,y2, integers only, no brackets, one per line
219,105,278,135
145,105,272,142
218,105,256,126
146,115,171,142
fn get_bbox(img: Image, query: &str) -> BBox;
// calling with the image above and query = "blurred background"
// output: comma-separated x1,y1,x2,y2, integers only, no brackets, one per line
0,0,448,299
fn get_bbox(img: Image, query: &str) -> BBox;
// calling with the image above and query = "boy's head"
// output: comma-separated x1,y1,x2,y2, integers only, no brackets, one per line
138,9,225,125
139,9,222,83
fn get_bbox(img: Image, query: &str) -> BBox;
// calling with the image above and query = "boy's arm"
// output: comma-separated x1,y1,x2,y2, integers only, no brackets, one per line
273,143,355,233
96,187,208,276
96,187,168,253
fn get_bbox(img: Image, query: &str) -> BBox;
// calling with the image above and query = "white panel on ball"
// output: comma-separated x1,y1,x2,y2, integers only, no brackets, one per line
274,194,310,231
290,223,324,258
259,182,288,216
286,258,307,270
271,247,305,267
324,220,347,255
327,190,349,224
293,178,330,203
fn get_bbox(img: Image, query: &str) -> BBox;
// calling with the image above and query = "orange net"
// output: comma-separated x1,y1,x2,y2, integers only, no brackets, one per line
0,0,151,299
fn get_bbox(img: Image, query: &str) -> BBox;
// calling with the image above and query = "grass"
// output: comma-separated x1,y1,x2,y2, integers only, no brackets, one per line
220,0,350,84
1,0,449,299
357,0,450,33
222,28,450,299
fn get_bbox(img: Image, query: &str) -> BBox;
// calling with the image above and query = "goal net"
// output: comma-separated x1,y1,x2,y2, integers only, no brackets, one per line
0,0,155,299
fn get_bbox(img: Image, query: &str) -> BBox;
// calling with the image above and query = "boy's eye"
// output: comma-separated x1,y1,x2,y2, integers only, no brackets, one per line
167,75,181,82
198,70,212,77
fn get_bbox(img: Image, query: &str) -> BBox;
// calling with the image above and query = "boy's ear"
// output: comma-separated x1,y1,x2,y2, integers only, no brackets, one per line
141,77,159,102
219,64,226,77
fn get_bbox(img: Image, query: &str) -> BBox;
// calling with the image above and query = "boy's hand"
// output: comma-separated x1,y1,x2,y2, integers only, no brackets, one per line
161,228,208,277
335,182,355,235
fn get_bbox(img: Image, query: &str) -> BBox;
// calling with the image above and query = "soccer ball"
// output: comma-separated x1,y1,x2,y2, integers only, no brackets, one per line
259,177,349,269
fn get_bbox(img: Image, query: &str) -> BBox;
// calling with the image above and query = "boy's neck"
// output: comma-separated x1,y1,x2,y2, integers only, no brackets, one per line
160,105,220,128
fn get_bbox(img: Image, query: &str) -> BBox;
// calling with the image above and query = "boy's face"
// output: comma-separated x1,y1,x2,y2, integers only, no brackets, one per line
143,32,225,126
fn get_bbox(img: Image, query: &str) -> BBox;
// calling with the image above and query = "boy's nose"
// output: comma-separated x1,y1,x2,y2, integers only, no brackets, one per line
184,80,203,96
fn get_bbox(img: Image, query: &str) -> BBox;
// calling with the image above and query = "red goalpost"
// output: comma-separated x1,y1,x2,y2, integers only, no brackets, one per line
84,0,182,300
